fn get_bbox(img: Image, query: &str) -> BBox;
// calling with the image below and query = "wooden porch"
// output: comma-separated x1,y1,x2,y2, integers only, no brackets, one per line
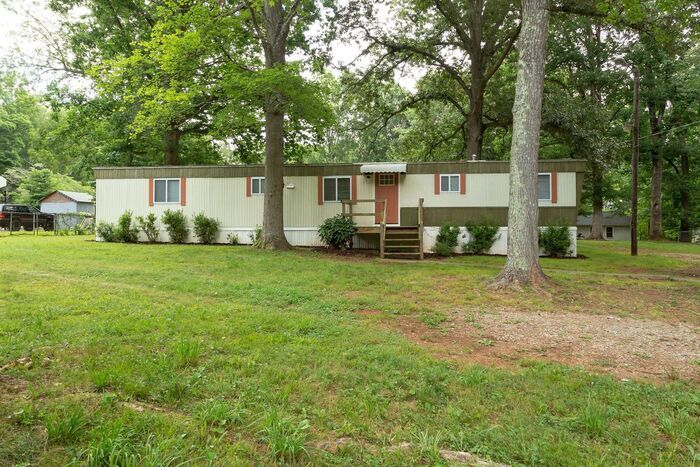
341,198,425,259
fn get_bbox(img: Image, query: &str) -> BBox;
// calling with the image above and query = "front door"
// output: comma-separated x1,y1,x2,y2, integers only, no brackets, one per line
375,173,399,224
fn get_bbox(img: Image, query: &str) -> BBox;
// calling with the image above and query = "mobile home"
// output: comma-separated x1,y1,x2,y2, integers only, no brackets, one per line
95,159,586,256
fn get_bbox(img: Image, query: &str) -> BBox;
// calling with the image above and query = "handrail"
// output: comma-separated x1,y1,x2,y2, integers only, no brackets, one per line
417,197,424,260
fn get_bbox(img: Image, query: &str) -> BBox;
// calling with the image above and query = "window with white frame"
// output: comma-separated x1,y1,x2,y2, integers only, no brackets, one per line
251,177,265,195
154,178,180,203
537,173,551,201
323,176,351,202
378,173,395,186
440,174,460,193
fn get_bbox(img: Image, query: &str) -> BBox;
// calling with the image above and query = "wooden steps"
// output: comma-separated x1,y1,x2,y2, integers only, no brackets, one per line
382,226,423,260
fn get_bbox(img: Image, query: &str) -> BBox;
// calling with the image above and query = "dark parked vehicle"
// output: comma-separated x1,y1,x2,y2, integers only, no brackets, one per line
0,204,55,231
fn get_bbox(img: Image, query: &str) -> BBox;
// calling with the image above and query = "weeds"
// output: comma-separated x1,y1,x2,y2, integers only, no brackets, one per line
259,409,309,463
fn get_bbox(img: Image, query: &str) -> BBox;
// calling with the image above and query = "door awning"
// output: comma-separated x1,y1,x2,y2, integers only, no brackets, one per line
360,163,407,174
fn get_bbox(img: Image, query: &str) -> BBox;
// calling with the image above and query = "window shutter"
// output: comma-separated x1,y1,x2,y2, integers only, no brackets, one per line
351,175,357,202
551,172,558,203
246,176,252,197
434,173,440,195
317,176,323,205
460,173,466,194
148,178,154,206
180,177,187,206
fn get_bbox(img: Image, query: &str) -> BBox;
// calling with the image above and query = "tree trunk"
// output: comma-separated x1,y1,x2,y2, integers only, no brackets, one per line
679,132,691,242
164,128,181,165
466,85,484,160
492,0,549,288
648,101,664,240
260,0,291,249
589,160,605,239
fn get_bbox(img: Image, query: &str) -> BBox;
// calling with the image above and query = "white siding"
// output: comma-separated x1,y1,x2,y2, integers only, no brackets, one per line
40,201,78,214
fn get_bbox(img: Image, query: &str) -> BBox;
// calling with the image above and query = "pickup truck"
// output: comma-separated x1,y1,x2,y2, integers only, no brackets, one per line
0,204,55,231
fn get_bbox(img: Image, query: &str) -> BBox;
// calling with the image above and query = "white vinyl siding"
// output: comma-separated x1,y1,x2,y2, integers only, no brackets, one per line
323,176,351,202
251,177,264,195
440,174,460,193
538,173,551,201
154,178,180,204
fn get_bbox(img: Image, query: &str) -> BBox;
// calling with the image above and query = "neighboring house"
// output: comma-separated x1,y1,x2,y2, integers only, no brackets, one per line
39,190,95,215
95,159,586,256
577,213,631,241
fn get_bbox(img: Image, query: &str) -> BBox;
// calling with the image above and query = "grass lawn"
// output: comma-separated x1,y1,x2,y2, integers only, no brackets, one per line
0,235,698,465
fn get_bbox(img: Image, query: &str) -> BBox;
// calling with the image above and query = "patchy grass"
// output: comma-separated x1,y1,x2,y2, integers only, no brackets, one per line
0,235,698,465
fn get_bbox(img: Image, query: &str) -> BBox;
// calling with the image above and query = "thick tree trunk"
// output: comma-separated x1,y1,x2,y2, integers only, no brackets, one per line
164,128,181,165
466,86,484,160
589,160,605,239
492,0,549,288
679,133,691,242
648,102,664,240
259,0,291,249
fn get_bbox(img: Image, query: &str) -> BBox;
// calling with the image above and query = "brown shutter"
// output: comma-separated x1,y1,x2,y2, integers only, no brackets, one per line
246,176,252,197
351,175,357,202
551,172,558,203
434,173,440,195
460,173,466,194
180,177,187,206
148,178,154,206
317,176,323,205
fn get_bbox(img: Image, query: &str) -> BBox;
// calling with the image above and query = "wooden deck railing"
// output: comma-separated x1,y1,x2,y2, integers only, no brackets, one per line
342,198,387,258
418,197,424,260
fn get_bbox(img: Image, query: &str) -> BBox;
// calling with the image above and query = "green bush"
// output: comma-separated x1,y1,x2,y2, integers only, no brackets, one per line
136,213,159,243
432,223,460,256
96,222,116,242
464,222,500,254
318,214,356,249
539,225,572,257
227,233,240,245
161,210,189,243
193,213,220,244
114,211,139,243
250,225,263,248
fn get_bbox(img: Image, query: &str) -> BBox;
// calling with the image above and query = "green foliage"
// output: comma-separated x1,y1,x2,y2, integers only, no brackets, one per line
318,214,356,249
539,225,572,258
14,168,52,206
250,225,263,248
161,210,189,244
227,233,240,245
464,222,500,255
260,410,309,463
114,211,139,243
136,213,159,243
96,222,116,242
432,223,460,257
45,404,87,443
192,213,220,244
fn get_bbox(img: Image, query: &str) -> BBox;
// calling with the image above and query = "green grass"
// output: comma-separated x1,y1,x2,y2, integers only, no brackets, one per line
0,235,698,465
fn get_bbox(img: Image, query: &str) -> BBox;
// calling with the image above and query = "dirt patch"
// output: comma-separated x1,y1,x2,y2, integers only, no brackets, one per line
380,309,700,382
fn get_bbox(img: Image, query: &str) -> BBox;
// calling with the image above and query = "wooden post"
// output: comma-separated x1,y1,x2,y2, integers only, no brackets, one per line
418,198,424,260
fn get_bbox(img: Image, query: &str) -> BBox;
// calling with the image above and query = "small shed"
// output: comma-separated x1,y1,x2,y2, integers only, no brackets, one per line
577,213,631,240
39,190,95,214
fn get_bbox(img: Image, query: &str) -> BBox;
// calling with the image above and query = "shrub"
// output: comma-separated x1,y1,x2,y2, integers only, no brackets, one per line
96,222,116,242
193,213,220,244
539,225,572,257
250,225,263,248
227,233,240,245
114,210,139,243
136,213,159,243
318,214,356,249
464,222,500,254
432,223,460,256
161,210,189,243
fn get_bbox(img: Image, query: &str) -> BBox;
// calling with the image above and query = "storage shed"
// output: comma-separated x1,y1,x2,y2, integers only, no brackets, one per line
39,190,95,215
